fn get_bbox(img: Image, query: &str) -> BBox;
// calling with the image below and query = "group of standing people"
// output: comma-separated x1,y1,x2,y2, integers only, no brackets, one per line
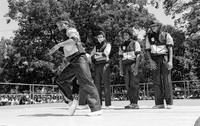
47,19,174,116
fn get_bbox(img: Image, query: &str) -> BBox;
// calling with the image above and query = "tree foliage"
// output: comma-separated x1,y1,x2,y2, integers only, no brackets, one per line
161,0,200,80
0,38,14,75
3,0,158,84
162,0,200,36
4,0,198,84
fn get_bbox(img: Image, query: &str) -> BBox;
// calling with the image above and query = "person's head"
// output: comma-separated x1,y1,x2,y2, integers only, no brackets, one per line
56,19,75,31
121,29,133,41
56,21,69,31
96,31,106,43
67,28,81,42
149,21,162,33
56,19,80,41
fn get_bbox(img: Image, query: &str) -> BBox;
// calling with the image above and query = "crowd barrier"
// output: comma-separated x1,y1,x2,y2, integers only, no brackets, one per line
0,80,200,103
110,80,200,100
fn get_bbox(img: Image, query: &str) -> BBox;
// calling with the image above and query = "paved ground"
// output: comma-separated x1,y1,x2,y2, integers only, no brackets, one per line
0,99,200,126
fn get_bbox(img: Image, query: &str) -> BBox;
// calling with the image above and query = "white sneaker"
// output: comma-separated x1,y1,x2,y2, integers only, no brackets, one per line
67,99,78,116
68,100,73,106
105,105,116,109
152,104,165,109
87,110,103,116
77,105,89,110
166,105,174,109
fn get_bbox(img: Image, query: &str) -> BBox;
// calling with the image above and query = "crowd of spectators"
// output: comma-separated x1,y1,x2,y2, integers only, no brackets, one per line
0,86,64,106
110,86,195,101
0,94,64,106
0,85,199,106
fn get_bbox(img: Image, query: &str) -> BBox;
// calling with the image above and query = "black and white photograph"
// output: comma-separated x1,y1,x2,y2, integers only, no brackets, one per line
0,0,200,126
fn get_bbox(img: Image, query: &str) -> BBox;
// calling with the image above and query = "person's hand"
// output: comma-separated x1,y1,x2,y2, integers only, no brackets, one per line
133,67,138,76
167,61,173,70
47,49,54,56
131,64,138,76
150,60,157,70
118,50,123,56
85,53,92,64
44,51,53,60
119,71,124,77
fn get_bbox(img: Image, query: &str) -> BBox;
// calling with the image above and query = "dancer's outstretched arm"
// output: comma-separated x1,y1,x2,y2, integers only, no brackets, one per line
48,39,73,55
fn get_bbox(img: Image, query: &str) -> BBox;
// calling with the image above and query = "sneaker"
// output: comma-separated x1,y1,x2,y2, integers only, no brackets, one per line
105,105,116,109
166,105,173,109
125,104,139,109
77,105,89,110
194,117,200,126
87,110,103,116
67,99,78,116
152,104,165,109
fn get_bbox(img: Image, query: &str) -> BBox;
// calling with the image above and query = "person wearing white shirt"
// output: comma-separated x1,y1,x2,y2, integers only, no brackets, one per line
146,21,174,109
119,28,141,109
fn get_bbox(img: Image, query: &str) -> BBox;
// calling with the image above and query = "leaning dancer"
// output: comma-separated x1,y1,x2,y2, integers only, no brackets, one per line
48,19,102,116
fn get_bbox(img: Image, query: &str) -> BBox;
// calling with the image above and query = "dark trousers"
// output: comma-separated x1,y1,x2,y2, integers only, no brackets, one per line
123,64,139,104
94,63,111,106
72,79,87,105
56,55,101,112
152,56,173,105
58,76,87,105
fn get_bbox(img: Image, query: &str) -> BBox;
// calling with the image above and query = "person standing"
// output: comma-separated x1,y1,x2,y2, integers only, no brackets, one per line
91,31,112,108
119,28,141,109
48,19,102,116
145,21,174,109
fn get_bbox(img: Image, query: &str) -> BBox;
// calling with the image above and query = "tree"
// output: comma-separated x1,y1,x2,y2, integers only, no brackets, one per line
0,38,14,76
161,25,189,80
147,0,200,81
162,0,200,35
5,0,160,84
161,0,200,80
